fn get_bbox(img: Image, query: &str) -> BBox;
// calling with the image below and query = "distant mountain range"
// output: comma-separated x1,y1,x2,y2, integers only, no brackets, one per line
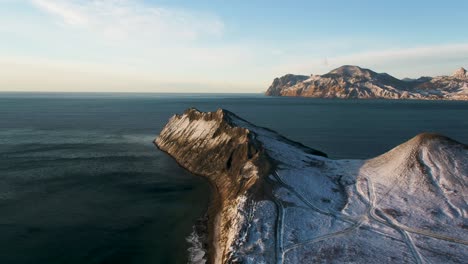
266,65,468,100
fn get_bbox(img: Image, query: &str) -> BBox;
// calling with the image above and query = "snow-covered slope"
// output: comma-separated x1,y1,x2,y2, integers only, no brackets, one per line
156,109,468,263
266,65,468,100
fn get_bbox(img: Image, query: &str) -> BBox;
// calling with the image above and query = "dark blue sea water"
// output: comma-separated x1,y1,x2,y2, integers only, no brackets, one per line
0,93,467,263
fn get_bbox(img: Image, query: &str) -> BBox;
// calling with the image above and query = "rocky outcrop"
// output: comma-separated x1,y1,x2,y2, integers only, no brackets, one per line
267,74,310,96
266,65,468,100
156,109,468,263
452,67,467,79
155,108,326,263
155,108,269,263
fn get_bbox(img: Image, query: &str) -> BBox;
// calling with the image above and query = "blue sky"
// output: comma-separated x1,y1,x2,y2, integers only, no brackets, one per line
1,0,468,92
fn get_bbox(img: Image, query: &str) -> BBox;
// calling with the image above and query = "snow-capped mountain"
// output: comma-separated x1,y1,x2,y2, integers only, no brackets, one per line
155,108,468,264
266,65,468,100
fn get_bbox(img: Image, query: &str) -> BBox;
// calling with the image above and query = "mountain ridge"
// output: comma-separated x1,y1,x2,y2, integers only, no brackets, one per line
266,65,468,100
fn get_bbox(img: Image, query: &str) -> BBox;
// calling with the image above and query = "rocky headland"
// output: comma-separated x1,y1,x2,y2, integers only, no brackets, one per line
266,65,468,100
155,108,467,263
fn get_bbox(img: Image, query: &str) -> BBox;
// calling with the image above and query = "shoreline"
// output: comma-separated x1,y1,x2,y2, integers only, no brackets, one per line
265,94,468,101
155,143,223,263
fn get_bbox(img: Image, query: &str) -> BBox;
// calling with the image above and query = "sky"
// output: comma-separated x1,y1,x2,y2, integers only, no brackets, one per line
1,0,468,93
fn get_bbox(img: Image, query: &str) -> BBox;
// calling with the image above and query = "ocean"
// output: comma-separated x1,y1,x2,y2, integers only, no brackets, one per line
0,93,467,263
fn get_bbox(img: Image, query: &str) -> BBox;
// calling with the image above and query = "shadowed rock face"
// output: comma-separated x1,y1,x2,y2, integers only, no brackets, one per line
156,108,268,197
156,109,468,264
266,65,468,100
266,74,310,96
155,108,273,263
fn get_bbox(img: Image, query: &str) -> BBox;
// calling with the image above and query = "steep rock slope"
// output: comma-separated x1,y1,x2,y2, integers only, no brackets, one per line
266,65,468,100
156,109,467,263
155,109,270,264
452,67,467,79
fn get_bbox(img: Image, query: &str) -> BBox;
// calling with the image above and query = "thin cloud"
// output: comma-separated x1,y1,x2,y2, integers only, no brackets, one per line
30,0,224,41
275,43,468,78
31,0,87,26
330,44,468,65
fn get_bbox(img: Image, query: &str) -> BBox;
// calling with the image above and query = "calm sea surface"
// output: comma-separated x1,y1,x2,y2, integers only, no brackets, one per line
0,93,467,263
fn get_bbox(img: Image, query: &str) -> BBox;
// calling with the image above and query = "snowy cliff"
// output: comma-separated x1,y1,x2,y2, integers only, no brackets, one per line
155,109,467,263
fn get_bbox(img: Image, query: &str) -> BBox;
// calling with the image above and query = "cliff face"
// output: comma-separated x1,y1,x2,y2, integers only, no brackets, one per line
155,108,271,263
267,74,310,96
156,109,468,264
155,108,267,195
266,65,468,100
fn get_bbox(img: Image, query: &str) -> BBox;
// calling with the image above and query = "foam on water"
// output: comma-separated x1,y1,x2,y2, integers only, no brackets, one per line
186,216,209,264
0,129,156,145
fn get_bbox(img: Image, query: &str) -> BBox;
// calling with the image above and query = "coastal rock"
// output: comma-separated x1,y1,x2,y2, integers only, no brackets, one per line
156,109,468,263
266,74,310,96
155,108,269,263
266,65,468,100
452,67,467,79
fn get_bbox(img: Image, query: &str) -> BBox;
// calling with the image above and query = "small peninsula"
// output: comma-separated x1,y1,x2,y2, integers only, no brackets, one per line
266,65,468,100
155,108,467,263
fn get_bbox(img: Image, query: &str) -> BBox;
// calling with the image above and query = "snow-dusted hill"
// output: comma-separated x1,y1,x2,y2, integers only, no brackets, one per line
266,65,468,100
155,109,467,263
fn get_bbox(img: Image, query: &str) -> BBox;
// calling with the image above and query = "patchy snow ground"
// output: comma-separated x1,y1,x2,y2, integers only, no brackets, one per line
229,114,467,264
157,109,467,263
